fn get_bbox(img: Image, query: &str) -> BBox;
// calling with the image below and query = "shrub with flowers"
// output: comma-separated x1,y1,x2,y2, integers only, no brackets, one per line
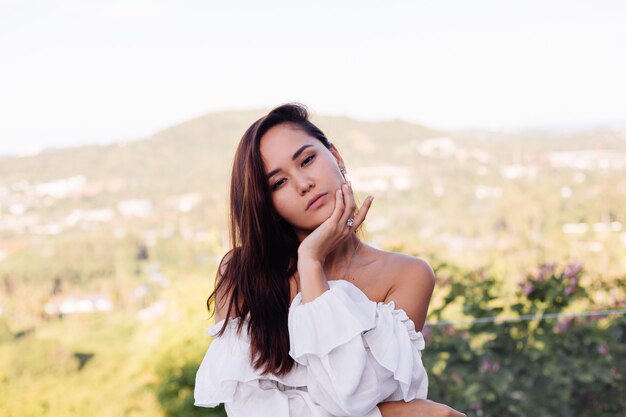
423,261,626,417
159,259,625,417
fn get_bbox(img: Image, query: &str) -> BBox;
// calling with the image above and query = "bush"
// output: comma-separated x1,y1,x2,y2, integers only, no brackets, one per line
424,261,626,417
153,340,225,417
0,318,12,344
157,260,625,417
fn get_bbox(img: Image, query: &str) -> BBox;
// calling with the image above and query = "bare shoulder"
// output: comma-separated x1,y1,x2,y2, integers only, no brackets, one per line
370,248,436,290
376,249,436,331
398,254,435,286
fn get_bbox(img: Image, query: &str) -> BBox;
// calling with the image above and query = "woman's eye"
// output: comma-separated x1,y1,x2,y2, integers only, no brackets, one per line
271,178,286,190
301,154,315,167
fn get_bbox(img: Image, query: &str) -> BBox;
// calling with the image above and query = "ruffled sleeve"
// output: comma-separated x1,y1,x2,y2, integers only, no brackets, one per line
194,316,376,417
194,317,266,407
288,280,428,416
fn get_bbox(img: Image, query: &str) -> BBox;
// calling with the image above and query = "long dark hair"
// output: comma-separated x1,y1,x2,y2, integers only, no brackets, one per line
206,103,333,375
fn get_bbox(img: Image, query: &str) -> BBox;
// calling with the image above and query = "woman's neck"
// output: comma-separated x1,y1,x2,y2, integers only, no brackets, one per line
321,235,362,279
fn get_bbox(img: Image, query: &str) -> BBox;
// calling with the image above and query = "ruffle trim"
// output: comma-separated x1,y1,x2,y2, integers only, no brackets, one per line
364,300,428,400
288,280,427,400
196,280,428,407
288,280,378,364
194,315,307,407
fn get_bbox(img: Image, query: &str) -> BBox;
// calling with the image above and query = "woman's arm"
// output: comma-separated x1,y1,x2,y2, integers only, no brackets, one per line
297,256,330,303
379,399,467,417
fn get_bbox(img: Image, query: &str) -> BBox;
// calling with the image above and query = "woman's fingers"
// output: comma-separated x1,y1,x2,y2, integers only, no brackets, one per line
339,182,357,228
330,182,372,234
329,187,345,224
353,194,374,229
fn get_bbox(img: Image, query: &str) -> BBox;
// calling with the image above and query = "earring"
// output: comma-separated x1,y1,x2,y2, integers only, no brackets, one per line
340,167,347,176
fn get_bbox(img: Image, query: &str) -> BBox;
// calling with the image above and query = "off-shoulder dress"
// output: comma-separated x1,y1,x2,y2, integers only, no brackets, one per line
194,279,428,417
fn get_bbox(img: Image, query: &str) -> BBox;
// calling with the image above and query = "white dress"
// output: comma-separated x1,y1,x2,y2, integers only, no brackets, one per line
194,279,428,417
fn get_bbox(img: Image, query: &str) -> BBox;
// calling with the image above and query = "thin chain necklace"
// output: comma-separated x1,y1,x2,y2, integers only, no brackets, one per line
343,239,362,281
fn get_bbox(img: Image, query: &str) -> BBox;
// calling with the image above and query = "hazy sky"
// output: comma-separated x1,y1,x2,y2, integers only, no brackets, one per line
1,0,625,156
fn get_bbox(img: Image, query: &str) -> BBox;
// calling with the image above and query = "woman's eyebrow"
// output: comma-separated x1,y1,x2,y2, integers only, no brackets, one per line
265,144,314,179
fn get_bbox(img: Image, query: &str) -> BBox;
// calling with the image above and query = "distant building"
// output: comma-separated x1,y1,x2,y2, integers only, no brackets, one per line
34,175,87,198
563,221,623,235
560,187,573,199
585,241,603,253
412,137,456,158
65,208,115,226
432,183,445,197
168,193,202,213
138,300,166,323
500,164,538,180
117,199,154,218
0,241,27,262
349,166,413,192
45,294,113,316
365,217,390,232
562,223,589,234
466,149,491,164
593,222,622,233
0,214,39,234
547,150,626,170
9,203,27,215
32,223,63,235
476,166,490,176
474,185,503,199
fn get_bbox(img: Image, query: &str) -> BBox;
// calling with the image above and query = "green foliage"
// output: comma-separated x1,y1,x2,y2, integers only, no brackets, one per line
2,110,624,416
154,357,225,417
0,234,117,285
424,262,626,417
4,336,78,378
149,260,625,417
0,311,156,417
150,273,227,417
0,318,11,344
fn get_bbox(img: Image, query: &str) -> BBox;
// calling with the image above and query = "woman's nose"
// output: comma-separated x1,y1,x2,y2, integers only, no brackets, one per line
296,176,314,195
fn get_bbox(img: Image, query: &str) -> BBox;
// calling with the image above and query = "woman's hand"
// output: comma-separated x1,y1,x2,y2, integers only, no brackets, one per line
297,182,373,263
378,399,467,417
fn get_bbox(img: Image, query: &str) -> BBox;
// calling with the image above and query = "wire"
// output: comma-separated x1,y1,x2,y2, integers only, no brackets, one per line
427,308,626,327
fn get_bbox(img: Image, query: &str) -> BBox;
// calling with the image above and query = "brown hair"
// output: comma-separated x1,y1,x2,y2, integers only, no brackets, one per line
206,103,333,375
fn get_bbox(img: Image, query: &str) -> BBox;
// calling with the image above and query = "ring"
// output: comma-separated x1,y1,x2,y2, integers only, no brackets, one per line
346,218,354,228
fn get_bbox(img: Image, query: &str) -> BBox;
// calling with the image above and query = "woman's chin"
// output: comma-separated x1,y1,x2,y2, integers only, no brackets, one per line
293,219,326,233
289,207,334,232
296,221,323,233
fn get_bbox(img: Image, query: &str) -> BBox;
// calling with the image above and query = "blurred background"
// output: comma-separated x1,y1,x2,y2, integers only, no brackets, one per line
1,1,625,416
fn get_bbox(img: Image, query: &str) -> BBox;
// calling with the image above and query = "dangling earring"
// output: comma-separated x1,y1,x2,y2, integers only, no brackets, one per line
340,167,347,179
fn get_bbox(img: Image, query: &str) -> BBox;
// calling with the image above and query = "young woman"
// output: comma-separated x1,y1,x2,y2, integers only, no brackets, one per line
194,103,466,417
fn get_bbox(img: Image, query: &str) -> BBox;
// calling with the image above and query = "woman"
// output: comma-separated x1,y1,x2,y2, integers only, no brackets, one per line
194,103,465,417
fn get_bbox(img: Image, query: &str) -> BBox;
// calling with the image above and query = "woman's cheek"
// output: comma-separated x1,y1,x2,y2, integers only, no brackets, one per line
324,199,336,219
272,194,295,222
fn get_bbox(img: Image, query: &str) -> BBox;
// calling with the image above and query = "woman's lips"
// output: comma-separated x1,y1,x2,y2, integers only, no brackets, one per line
306,193,328,210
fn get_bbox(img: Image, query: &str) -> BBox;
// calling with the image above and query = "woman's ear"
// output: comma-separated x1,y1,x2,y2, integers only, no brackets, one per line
329,144,347,173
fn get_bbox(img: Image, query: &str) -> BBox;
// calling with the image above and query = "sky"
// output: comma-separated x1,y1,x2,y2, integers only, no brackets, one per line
1,0,625,156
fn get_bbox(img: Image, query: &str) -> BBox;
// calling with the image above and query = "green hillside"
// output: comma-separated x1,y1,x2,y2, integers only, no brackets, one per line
0,109,625,416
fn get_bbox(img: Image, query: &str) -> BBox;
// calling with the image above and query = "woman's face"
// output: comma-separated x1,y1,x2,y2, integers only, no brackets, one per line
260,122,346,237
